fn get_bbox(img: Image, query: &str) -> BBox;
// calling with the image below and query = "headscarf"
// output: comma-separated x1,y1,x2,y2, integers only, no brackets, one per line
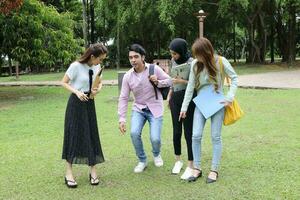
169,38,190,64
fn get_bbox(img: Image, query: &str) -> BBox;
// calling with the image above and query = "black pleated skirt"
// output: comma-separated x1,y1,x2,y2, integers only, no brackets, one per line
62,94,104,166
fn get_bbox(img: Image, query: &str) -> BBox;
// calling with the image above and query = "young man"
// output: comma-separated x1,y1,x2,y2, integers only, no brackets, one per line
118,44,172,173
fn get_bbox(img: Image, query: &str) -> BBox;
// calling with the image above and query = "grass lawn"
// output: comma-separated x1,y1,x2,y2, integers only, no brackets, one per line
0,68,126,82
232,61,300,75
0,86,299,200
1,61,300,82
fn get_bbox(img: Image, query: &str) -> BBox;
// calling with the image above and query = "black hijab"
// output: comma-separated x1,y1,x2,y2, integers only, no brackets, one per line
169,38,190,65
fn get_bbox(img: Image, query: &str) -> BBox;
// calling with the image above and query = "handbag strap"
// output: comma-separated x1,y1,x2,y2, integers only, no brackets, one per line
218,56,230,88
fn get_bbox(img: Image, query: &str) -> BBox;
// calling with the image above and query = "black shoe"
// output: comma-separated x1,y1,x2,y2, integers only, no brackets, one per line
187,168,202,182
206,171,218,184
89,174,100,185
64,177,77,188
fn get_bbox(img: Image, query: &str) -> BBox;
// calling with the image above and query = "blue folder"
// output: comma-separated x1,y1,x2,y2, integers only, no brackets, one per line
193,85,225,119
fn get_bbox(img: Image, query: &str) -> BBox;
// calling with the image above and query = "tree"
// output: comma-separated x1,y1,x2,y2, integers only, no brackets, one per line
0,0,82,73
275,0,299,63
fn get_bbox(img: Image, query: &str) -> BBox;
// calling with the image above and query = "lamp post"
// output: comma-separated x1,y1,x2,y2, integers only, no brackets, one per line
194,10,208,38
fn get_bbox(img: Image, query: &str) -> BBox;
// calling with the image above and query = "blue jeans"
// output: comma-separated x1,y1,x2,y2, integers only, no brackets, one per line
130,109,163,163
192,107,224,171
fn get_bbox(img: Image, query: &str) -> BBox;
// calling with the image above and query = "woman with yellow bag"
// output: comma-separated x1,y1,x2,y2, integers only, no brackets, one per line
179,37,238,183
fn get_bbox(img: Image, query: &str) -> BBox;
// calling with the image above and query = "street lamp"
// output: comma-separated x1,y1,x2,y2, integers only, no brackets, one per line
194,9,208,38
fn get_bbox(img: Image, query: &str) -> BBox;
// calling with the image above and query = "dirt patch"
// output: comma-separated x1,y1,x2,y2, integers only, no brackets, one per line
0,103,15,111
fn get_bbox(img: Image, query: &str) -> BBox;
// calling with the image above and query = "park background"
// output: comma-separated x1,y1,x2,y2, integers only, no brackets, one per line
0,0,300,200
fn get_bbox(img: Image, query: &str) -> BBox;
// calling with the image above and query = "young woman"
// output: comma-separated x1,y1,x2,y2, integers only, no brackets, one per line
179,37,238,183
168,38,196,180
61,43,107,188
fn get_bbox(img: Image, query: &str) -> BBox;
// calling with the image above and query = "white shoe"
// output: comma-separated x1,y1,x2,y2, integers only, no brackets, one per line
134,162,147,173
153,155,164,167
180,167,193,180
172,161,183,174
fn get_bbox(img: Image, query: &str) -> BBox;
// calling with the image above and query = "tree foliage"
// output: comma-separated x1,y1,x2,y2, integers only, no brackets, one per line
1,0,299,73
0,0,82,72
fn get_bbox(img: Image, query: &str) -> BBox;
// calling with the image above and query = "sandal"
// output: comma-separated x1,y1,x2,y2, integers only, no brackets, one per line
187,168,202,182
206,171,219,184
89,174,100,185
64,177,77,188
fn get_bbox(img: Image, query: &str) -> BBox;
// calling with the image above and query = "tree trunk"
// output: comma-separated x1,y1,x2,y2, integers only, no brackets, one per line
116,1,120,70
276,2,296,64
15,61,19,80
90,0,95,43
287,3,296,64
275,6,285,62
8,56,12,76
258,12,267,63
158,29,161,59
270,17,275,63
233,13,236,63
82,0,88,47
269,0,275,63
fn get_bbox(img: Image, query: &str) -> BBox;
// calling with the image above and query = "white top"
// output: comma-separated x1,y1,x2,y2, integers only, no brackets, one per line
65,61,101,92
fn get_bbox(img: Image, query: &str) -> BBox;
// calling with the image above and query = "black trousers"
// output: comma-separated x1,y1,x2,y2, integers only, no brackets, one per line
169,90,197,161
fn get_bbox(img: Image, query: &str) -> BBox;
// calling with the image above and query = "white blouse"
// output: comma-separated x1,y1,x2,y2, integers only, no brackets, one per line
65,61,101,92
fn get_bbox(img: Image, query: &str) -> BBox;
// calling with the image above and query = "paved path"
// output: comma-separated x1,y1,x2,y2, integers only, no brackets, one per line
0,70,299,89
237,70,300,89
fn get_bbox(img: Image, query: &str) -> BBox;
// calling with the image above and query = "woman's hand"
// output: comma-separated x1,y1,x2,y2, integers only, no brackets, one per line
172,76,187,84
220,100,232,107
91,87,99,96
166,90,172,109
75,91,89,101
91,82,103,97
166,97,170,109
179,111,187,121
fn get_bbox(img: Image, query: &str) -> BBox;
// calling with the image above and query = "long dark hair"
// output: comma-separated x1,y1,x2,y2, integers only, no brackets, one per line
192,37,218,91
78,43,108,64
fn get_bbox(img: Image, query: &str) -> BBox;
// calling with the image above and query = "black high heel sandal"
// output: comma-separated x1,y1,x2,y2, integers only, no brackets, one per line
89,174,100,185
187,168,203,182
64,177,77,188
206,171,219,184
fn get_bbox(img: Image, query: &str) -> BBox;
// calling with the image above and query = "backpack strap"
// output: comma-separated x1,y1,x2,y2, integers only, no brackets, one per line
149,64,158,100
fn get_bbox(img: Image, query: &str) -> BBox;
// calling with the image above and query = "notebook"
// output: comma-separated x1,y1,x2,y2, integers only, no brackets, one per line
193,84,225,119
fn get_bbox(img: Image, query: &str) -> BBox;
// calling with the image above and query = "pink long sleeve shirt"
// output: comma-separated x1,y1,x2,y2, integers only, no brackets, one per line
118,63,172,122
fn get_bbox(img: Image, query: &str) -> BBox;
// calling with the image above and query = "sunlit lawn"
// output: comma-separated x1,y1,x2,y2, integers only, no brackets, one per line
0,68,127,82
1,61,300,82
0,86,299,199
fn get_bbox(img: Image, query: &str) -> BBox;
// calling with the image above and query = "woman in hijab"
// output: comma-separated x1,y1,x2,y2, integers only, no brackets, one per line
168,38,197,180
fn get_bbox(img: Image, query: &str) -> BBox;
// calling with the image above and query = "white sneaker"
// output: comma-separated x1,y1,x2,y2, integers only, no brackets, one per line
134,162,147,173
172,161,183,174
180,167,193,180
153,155,164,167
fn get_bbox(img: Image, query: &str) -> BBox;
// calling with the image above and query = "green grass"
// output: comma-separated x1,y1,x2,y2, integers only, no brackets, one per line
1,62,300,82
232,62,300,75
0,86,299,199
0,68,127,82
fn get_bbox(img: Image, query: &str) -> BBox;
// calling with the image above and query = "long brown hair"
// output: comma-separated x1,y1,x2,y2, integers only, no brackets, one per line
78,43,108,64
192,37,218,91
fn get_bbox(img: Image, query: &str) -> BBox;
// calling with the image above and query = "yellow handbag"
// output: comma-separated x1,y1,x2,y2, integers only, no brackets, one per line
219,56,244,126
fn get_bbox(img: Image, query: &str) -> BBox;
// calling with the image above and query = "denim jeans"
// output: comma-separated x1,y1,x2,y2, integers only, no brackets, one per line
192,107,224,171
130,109,163,163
